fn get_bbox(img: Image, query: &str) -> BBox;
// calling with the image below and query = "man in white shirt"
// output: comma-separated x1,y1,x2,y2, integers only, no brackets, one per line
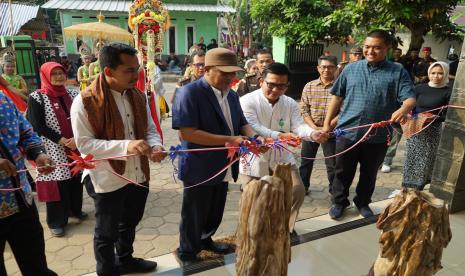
240,62,328,233
71,43,166,275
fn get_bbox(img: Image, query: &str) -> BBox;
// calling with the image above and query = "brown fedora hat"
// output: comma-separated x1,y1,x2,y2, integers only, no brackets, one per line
205,48,243,72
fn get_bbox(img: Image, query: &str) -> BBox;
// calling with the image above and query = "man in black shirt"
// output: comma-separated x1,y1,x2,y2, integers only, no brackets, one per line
197,36,207,53
448,54,459,80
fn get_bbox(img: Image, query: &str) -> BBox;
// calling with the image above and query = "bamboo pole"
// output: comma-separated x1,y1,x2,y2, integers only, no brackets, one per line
8,0,16,53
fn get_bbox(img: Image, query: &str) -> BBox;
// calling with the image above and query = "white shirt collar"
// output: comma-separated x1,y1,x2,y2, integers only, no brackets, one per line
110,89,127,96
210,85,229,99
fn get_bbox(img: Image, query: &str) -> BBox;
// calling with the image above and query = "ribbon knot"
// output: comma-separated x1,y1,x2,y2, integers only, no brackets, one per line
169,145,186,162
333,128,346,138
168,145,186,182
68,152,96,176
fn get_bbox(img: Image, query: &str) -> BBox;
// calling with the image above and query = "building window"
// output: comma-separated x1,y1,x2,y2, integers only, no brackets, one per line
186,25,195,52
169,26,176,53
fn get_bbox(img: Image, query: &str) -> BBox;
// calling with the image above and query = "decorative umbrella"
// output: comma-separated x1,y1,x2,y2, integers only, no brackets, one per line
64,14,133,44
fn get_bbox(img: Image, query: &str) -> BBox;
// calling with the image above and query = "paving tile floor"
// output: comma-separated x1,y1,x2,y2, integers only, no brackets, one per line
3,85,406,275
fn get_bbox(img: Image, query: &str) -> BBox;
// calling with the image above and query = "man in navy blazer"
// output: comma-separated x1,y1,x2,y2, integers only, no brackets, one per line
172,48,259,265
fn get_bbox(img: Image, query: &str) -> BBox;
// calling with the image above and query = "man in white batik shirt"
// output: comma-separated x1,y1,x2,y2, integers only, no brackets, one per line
239,62,328,233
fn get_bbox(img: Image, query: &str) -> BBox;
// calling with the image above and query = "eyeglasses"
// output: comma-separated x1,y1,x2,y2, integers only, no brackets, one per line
318,65,336,70
192,63,205,68
264,80,289,90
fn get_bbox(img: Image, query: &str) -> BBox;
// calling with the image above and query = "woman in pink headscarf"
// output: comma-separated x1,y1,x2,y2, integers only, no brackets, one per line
27,62,87,237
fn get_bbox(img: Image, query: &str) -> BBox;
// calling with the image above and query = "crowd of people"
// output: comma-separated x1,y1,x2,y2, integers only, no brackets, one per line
0,28,457,275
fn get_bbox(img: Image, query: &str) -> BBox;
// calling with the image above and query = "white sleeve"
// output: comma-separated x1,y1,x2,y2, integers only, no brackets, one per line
290,100,315,141
145,101,163,147
70,95,131,159
240,94,281,139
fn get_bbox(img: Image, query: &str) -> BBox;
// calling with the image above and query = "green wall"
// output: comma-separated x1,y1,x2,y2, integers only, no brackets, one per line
272,36,288,64
61,10,218,55
165,11,218,55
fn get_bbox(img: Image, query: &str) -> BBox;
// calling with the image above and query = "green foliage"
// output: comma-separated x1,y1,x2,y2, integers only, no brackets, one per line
345,0,463,47
250,0,463,48
250,0,350,45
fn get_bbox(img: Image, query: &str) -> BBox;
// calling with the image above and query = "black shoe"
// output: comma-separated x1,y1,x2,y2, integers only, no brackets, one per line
202,240,232,254
73,211,88,221
357,205,374,218
304,187,309,196
120,258,157,274
50,227,65,237
329,204,345,220
174,248,201,266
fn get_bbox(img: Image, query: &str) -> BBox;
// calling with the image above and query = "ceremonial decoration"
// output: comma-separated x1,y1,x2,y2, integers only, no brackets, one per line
236,164,292,276
128,0,169,61
372,189,451,276
63,13,133,44
129,0,170,141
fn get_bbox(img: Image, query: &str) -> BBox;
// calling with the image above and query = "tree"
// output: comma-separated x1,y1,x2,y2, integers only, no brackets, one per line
250,0,464,50
337,0,464,50
220,0,243,52
250,0,351,45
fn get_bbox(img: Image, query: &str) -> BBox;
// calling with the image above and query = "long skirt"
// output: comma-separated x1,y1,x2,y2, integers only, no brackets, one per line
402,121,442,190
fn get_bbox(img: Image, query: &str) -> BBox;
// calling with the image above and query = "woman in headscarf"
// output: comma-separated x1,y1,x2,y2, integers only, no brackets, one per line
402,61,452,190
27,62,87,237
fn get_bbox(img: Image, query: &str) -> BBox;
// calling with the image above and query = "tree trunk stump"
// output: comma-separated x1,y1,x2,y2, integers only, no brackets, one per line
373,189,452,276
236,163,292,276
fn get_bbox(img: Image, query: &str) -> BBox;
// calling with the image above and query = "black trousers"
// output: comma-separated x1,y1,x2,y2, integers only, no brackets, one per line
178,181,228,257
299,139,336,192
84,176,148,276
0,202,56,276
46,175,84,228
331,138,388,208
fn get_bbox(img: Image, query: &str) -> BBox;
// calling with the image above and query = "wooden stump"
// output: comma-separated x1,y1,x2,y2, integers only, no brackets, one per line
236,163,293,276
373,189,452,276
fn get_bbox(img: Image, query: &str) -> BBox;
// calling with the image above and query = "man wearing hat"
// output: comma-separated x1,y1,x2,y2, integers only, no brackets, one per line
421,47,436,64
414,47,437,83
336,46,363,77
172,48,260,265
